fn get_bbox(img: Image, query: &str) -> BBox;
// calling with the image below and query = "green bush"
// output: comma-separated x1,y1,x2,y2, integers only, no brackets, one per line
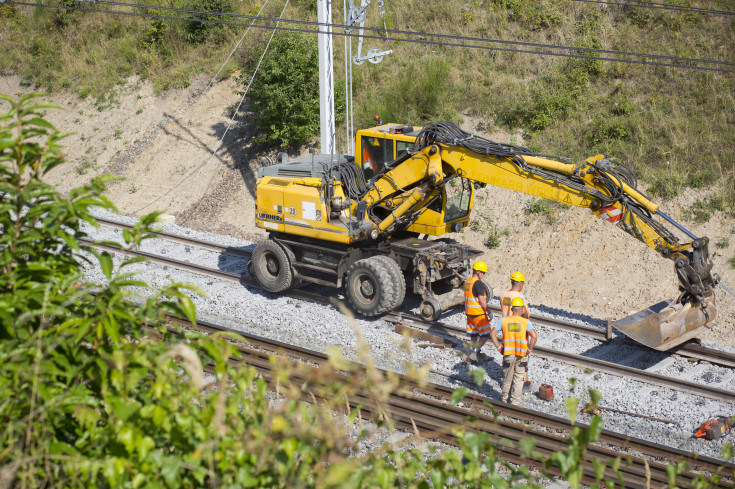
180,0,234,44
485,227,500,249
587,116,632,145
684,195,724,223
52,0,84,28
525,198,557,224
240,32,345,149
496,0,562,30
356,56,457,126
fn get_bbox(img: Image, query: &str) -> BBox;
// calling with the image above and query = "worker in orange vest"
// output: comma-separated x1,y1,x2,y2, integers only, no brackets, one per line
490,297,538,404
463,260,493,364
499,271,529,318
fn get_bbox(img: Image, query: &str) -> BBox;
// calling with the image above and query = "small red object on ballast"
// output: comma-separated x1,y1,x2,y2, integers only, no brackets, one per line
539,384,554,401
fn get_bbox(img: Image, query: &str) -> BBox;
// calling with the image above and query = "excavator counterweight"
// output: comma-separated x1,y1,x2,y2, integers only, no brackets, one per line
252,121,720,350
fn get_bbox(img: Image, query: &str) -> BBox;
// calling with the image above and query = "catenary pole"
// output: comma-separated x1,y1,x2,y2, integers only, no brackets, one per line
317,0,336,155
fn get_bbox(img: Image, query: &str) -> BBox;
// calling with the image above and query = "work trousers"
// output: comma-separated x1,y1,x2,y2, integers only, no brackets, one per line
501,355,528,405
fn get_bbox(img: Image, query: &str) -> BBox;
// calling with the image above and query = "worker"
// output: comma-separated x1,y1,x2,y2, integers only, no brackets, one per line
490,297,538,405
500,271,529,318
500,271,531,385
463,260,493,363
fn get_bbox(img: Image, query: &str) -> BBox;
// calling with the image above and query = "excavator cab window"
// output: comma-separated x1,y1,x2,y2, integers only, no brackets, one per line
396,140,412,159
444,178,472,222
361,136,392,180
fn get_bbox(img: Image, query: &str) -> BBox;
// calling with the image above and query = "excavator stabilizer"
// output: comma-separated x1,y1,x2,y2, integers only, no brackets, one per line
612,296,716,351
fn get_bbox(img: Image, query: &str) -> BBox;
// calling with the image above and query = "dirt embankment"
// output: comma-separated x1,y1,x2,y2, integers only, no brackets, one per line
3,74,733,347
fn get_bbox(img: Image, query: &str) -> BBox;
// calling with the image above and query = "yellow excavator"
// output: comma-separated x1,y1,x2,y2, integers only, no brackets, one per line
251,121,723,350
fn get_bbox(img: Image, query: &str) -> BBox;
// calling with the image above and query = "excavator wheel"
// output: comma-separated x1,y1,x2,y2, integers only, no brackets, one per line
419,297,442,322
252,239,296,293
345,257,397,317
372,255,406,312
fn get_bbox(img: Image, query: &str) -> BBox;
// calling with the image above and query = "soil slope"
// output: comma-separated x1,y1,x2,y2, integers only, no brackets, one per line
3,74,733,347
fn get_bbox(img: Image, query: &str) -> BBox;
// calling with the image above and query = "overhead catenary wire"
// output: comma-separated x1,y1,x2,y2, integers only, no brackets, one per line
570,0,735,16
42,0,735,68
172,0,291,218
127,0,272,190
6,0,735,73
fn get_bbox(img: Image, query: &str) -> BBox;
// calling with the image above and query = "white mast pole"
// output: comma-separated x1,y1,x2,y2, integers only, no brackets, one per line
317,0,336,155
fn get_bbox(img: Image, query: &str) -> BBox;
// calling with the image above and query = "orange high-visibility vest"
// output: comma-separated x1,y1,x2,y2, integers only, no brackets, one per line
463,276,485,316
500,290,524,316
501,315,529,357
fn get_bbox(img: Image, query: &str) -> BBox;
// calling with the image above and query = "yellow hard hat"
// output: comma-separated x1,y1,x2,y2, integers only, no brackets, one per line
510,297,525,308
510,271,525,282
473,261,488,273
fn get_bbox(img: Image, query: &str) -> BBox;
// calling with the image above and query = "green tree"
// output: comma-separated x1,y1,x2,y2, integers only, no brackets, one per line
240,32,345,149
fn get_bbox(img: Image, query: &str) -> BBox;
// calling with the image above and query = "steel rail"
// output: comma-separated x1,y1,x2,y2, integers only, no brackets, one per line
167,315,734,487
386,313,735,404
93,216,251,258
92,216,735,369
83,236,735,404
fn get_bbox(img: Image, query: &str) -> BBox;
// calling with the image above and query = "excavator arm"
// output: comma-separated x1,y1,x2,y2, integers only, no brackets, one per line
362,122,717,349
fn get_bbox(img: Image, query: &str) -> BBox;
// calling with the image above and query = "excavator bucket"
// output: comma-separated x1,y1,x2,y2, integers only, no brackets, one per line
612,296,716,351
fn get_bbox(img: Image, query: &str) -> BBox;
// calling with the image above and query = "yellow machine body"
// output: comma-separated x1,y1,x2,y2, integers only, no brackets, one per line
252,121,718,349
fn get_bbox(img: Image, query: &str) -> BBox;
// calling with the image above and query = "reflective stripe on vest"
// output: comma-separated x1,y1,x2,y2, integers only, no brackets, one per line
500,290,524,316
463,277,485,316
501,315,529,357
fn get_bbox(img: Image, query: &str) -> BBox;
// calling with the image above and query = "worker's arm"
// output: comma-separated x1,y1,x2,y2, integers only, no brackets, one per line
479,294,488,314
527,329,538,353
473,280,490,316
489,317,503,352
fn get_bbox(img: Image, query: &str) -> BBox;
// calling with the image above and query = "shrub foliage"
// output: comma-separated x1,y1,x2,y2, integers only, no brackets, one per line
239,32,345,149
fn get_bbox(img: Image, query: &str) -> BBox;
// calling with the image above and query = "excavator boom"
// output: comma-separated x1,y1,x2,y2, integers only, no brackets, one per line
402,123,717,349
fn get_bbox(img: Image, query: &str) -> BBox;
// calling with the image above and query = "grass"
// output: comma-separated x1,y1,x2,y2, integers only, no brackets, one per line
74,156,94,175
524,198,558,224
485,227,500,249
683,196,724,224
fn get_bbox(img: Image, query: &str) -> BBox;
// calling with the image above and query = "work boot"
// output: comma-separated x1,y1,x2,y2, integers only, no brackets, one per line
469,351,478,363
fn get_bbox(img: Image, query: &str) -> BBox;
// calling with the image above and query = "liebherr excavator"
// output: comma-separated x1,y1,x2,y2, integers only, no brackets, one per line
251,121,720,350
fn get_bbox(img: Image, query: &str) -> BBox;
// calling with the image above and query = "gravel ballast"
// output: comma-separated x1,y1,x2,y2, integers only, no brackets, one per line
80,209,735,461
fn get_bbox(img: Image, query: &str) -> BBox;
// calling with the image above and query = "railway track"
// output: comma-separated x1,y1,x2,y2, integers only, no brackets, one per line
168,315,735,488
93,216,735,369
83,218,735,405
83,216,735,480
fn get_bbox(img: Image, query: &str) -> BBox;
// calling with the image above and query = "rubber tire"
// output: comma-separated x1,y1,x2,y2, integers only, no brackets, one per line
345,257,396,317
252,239,296,293
372,255,406,312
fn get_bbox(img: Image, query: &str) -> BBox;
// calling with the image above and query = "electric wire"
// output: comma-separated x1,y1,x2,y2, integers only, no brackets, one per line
127,0,271,190
173,0,291,218
6,1,735,73
54,0,735,68
570,0,735,16
48,0,735,67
